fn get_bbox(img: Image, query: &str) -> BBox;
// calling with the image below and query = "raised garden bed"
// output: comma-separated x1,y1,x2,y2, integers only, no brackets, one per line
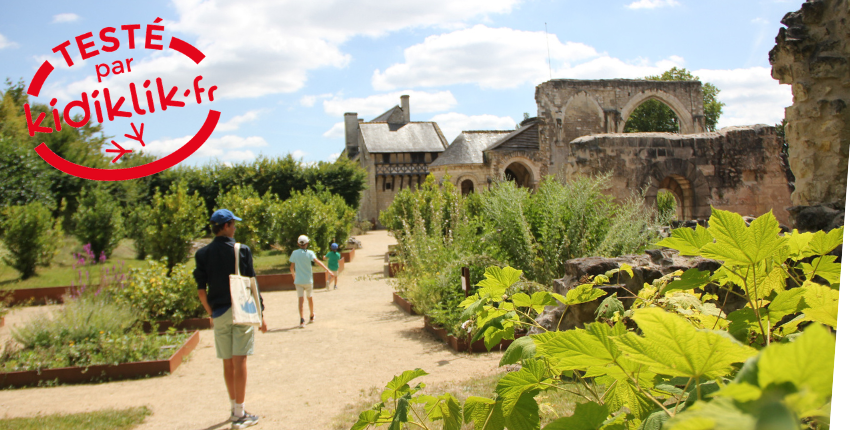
392,292,418,315
8,286,72,306
141,318,212,332
341,248,355,262
388,262,404,278
255,271,331,292
423,315,515,353
0,330,200,388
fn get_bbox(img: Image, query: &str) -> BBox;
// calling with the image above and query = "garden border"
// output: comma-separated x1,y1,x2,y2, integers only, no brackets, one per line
256,271,332,292
0,330,200,388
423,315,514,353
142,318,212,332
392,292,418,315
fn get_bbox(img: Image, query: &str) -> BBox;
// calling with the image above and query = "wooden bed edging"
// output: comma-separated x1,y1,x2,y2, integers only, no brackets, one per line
392,292,418,315
0,330,200,388
423,316,514,353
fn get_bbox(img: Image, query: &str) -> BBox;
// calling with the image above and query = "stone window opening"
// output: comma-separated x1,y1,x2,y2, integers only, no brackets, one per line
504,162,533,189
461,179,475,196
623,98,681,133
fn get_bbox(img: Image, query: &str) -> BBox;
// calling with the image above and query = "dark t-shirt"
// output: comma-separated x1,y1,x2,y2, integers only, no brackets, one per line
194,236,262,317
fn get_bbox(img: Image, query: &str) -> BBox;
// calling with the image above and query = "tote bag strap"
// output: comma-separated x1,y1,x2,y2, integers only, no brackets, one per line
234,243,242,277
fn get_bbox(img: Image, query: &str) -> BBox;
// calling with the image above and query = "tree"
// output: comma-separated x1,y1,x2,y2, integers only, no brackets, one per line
144,181,206,271
72,186,125,259
0,202,63,279
624,67,725,133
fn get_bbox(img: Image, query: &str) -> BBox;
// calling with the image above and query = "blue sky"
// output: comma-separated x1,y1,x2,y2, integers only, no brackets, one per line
0,0,799,166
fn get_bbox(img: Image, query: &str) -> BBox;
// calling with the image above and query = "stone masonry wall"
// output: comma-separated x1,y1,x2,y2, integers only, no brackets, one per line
556,125,793,225
770,0,850,207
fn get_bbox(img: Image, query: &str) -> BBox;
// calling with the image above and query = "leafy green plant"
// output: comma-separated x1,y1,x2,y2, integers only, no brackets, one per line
125,204,150,260
142,181,206,271
355,209,839,430
656,191,677,223
0,201,63,279
72,186,125,259
114,258,205,323
278,187,355,256
216,184,280,250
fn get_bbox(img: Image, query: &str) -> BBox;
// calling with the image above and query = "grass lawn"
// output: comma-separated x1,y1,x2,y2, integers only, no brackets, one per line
0,407,150,430
0,236,327,289
330,370,589,429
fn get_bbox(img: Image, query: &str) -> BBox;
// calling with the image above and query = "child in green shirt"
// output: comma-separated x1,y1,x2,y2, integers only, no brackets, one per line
324,243,341,290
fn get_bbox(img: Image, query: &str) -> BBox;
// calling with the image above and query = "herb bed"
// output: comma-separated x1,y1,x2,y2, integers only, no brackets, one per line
0,330,199,388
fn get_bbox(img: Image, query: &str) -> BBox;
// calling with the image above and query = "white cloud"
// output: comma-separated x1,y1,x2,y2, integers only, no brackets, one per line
555,55,687,80
217,110,263,132
694,67,792,128
47,0,519,103
130,134,268,164
327,152,341,161
291,149,307,159
429,112,516,142
323,90,457,117
323,122,345,138
626,0,680,9
300,93,333,107
373,25,599,90
52,13,80,23
0,33,18,50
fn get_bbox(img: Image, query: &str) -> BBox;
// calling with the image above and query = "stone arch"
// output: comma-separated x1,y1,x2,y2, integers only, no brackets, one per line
618,90,698,134
460,179,475,195
501,158,536,189
643,160,711,220
559,91,606,143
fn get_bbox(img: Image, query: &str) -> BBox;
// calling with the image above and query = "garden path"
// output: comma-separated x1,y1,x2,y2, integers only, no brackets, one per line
0,230,503,429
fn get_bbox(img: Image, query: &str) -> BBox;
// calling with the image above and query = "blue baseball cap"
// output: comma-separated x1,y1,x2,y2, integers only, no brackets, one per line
331,243,339,250
210,209,242,225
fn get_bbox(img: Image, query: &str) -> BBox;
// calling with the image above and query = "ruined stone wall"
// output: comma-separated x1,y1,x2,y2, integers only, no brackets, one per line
536,79,707,168
770,0,850,208
429,165,490,193
557,125,793,225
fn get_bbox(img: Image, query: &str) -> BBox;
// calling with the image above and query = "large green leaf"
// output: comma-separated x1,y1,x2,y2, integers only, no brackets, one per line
613,307,757,379
351,408,392,430
381,369,428,402
807,226,843,256
602,377,656,420
495,359,550,419
504,392,541,430
785,229,814,259
542,402,609,430
500,336,537,366
727,308,766,344
477,266,523,296
656,225,713,256
801,255,841,284
463,396,506,430
701,209,786,266
423,393,462,430
665,397,755,430
767,287,806,324
661,268,711,295
552,284,606,306
389,394,411,430
710,382,762,402
801,283,839,329
534,322,624,372
472,310,514,343
758,323,835,401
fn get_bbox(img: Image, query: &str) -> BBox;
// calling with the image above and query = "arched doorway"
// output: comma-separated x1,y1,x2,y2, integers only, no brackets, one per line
461,179,475,196
504,162,533,188
623,98,680,133
658,175,693,219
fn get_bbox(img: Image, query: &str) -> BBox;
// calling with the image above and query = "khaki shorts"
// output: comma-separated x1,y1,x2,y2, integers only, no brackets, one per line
213,307,255,359
295,283,314,298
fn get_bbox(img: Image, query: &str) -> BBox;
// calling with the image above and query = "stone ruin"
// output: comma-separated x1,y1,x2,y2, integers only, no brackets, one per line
770,0,849,231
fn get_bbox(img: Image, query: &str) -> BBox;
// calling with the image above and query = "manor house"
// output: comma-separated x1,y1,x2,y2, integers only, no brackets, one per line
344,80,793,226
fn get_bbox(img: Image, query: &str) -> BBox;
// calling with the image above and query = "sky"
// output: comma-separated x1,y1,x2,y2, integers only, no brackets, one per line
0,0,800,166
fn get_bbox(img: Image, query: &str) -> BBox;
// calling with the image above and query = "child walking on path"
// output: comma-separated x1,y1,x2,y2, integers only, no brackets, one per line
289,235,335,328
324,243,341,290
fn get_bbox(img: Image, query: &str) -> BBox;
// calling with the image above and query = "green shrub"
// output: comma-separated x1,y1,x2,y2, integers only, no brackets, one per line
278,187,355,255
115,258,205,323
125,204,149,260
215,185,277,250
657,189,677,222
72,186,124,259
143,181,206,271
0,201,63,279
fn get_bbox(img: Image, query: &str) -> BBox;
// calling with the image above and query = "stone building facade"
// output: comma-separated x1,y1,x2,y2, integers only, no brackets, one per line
345,96,449,226
343,80,794,226
769,0,849,230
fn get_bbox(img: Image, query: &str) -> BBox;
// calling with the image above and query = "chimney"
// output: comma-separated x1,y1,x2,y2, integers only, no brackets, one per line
401,95,410,124
344,112,359,158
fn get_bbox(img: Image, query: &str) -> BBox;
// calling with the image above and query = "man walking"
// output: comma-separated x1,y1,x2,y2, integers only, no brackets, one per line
290,235,335,328
195,209,267,429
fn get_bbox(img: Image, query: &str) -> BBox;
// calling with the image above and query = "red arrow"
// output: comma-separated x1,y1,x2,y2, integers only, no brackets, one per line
124,122,145,147
105,140,133,163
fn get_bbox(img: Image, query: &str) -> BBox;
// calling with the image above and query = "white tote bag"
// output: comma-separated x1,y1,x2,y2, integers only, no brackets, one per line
229,243,263,326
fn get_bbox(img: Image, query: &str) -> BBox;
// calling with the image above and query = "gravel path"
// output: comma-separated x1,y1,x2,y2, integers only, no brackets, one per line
0,231,502,429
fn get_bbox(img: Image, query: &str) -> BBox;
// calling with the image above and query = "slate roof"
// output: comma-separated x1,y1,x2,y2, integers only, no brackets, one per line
485,122,539,152
371,106,403,122
430,131,514,166
359,122,448,153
